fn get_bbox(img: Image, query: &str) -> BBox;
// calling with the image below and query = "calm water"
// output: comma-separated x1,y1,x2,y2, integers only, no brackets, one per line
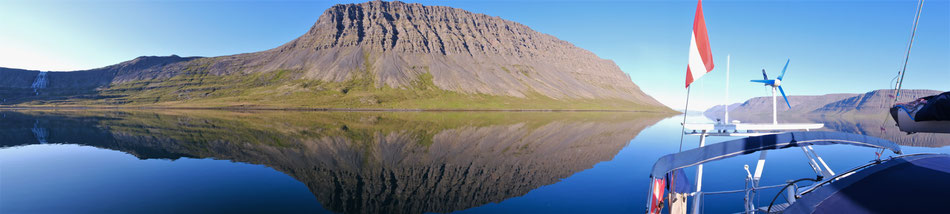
1,110,948,214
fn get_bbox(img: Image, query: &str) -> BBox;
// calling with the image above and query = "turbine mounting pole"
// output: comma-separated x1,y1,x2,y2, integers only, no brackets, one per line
725,54,730,124
772,87,778,124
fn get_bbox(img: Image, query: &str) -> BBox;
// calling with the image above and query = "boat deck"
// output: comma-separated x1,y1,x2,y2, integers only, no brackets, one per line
758,203,788,214
682,123,824,136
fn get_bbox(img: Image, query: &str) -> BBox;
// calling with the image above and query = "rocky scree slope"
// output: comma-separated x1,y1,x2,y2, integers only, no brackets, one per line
0,1,666,110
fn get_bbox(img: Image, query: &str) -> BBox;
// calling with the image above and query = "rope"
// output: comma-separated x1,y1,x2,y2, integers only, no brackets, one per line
702,183,789,195
766,178,819,213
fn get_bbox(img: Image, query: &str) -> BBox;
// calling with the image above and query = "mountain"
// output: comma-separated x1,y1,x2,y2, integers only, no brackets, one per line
0,1,669,111
813,89,942,114
705,89,943,122
702,103,740,121
705,93,859,121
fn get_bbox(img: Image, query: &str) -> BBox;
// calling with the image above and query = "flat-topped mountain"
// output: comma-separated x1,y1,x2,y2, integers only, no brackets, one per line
705,89,943,122
0,1,668,111
813,89,942,114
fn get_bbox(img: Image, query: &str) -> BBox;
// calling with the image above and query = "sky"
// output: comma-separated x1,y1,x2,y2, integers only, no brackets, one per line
1,0,947,110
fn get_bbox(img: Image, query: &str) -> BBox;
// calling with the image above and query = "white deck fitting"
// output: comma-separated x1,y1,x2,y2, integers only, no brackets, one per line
683,123,824,132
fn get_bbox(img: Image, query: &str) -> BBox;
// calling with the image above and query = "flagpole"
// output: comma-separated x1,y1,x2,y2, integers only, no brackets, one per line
670,85,690,214
678,86,691,152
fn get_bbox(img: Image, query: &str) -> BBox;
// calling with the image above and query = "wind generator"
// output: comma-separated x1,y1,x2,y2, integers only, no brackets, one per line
750,59,792,124
668,1,827,212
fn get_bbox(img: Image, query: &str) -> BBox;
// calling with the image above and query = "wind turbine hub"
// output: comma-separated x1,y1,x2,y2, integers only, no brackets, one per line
773,79,782,86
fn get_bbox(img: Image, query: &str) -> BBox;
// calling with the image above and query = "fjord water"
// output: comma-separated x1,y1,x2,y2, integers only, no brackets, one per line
1,111,948,214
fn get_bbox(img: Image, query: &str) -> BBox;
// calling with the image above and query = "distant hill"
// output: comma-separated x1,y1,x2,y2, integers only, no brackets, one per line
813,89,942,114
703,103,740,121
705,89,943,122
0,1,669,111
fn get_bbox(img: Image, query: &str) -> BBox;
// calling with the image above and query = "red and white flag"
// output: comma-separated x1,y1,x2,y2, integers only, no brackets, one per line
648,178,666,214
685,0,714,88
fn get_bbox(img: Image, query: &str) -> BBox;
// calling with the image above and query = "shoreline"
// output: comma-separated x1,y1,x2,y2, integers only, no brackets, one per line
0,105,679,113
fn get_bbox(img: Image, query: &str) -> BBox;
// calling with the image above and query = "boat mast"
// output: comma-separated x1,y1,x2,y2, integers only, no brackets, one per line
894,0,924,101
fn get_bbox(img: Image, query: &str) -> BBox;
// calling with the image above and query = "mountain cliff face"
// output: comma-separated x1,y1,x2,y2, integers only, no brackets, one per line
0,55,199,89
701,89,950,147
704,89,943,122
705,93,859,121
0,1,667,111
813,89,941,114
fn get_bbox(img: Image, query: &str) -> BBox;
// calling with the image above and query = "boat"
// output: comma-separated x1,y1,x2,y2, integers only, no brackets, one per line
651,1,950,212
646,131,950,213
890,91,950,134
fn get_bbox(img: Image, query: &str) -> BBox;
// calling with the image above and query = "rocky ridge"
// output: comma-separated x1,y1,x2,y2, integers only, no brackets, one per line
0,1,665,110
704,89,942,122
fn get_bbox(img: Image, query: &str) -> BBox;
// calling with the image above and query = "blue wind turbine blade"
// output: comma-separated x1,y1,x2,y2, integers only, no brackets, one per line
751,79,774,85
778,86,791,109
778,59,790,80
761,69,768,80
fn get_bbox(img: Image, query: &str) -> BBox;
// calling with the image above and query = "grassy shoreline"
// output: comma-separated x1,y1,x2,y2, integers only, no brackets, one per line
0,105,679,113
3,66,675,113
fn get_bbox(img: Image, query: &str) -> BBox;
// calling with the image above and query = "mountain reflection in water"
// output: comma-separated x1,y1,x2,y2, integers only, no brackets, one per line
718,113,950,148
0,110,668,214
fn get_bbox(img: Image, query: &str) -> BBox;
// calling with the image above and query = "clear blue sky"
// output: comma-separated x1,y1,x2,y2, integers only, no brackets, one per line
1,0,947,109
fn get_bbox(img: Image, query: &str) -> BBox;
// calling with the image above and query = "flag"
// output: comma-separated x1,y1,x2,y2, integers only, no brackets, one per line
649,178,666,214
686,0,714,88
